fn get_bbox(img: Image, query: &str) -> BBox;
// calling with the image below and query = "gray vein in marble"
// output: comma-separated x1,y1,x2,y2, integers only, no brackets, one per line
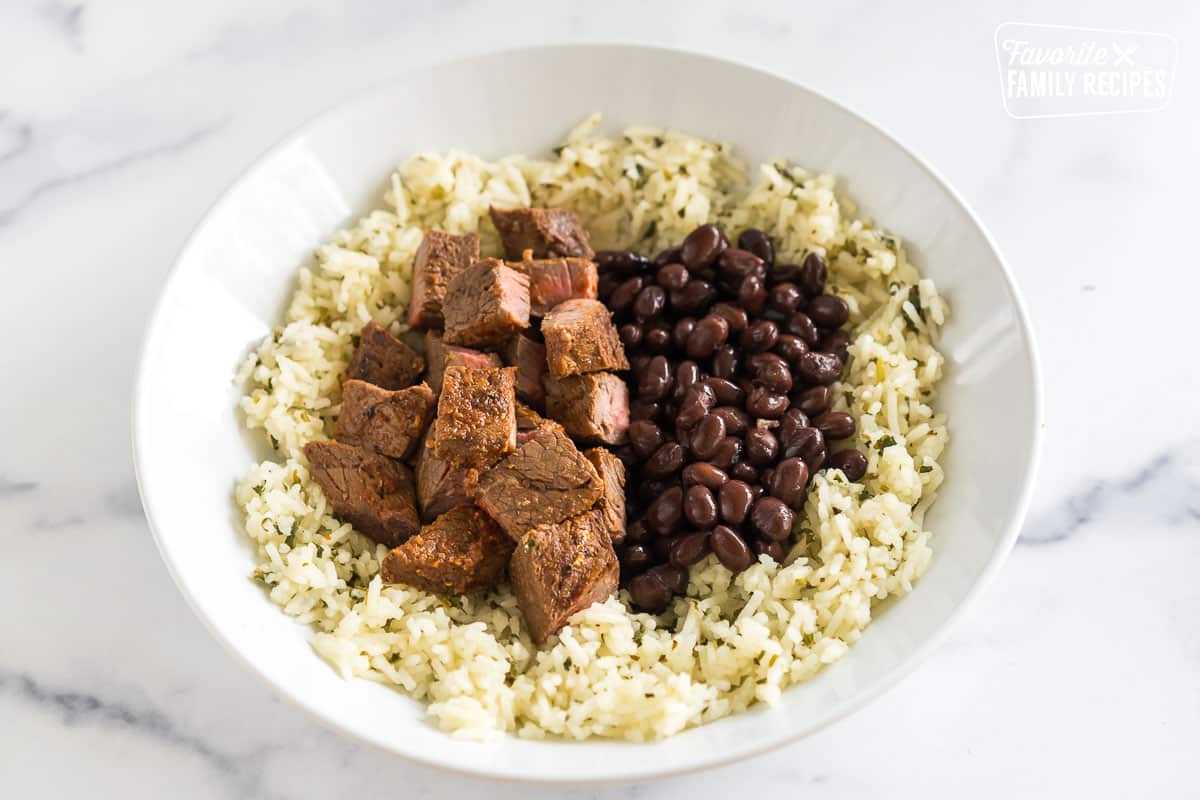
37,1,85,47
0,668,280,799
0,117,229,228
0,475,38,494
1020,449,1195,545
0,112,35,165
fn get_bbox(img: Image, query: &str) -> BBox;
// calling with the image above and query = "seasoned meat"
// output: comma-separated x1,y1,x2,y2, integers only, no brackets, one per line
512,256,598,316
541,298,629,377
334,380,434,460
424,330,502,395
584,447,626,545
380,506,513,595
346,322,425,390
443,258,530,348
433,365,517,467
475,424,602,540
500,333,547,412
515,401,562,443
303,440,419,547
408,230,480,328
509,509,619,644
544,372,630,445
415,426,480,522
489,206,595,260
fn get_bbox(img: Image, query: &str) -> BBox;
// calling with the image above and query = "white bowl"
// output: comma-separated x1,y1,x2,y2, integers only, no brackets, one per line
133,44,1042,783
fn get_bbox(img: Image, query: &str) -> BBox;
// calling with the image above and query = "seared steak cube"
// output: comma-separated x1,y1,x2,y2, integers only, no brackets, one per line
509,509,619,644
424,330,502,395
489,206,595,260
584,448,626,545
408,230,480,328
514,257,598,316
515,402,562,444
303,440,419,547
415,426,480,523
541,299,629,377
380,506,514,595
334,380,435,460
501,333,548,411
434,365,517,467
475,424,602,540
544,372,630,445
443,259,530,348
346,322,425,390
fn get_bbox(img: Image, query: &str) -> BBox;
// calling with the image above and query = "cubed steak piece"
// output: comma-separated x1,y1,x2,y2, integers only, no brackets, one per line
489,206,595,260
380,506,514,595
408,230,480,328
584,448,627,545
443,259,531,348
515,402,562,444
424,330,502,395
476,424,602,540
509,509,619,644
434,365,517,467
346,322,425,390
544,372,630,445
415,426,480,523
501,333,548,411
541,299,629,377
514,257,598,316
303,440,419,547
334,380,435,460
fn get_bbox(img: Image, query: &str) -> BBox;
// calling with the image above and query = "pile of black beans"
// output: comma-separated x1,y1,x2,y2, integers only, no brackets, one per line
597,224,869,613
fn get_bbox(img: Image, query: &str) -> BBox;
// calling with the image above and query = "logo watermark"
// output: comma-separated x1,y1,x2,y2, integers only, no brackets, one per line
995,23,1177,118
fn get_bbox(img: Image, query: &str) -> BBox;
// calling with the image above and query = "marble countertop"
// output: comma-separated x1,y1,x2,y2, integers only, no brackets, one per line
2,0,1197,796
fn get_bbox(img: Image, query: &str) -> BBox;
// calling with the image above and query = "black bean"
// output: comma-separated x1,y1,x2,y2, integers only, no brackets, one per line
796,351,843,385
676,383,716,429
651,535,673,561
625,518,650,544
686,314,729,358
671,280,717,314
710,301,749,333
674,360,702,399
718,246,764,278
628,571,673,612
751,496,794,541
710,405,750,436
619,323,643,348
634,285,667,321
655,246,684,266
750,352,793,393
729,461,759,483
682,462,728,490
704,377,744,405
683,487,719,529
813,411,856,440
630,399,662,422
804,446,827,473
598,273,619,302
779,408,810,445
672,317,697,350
794,385,832,416
596,250,651,276
775,334,809,364
690,414,727,460
808,294,850,328
651,563,689,594
770,457,810,507
746,386,789,419
800,251,827,297
745,428,780,466
628,419,666,458
622,543,655,574
645,441,686,479
669,529,711,566
827,449,868,482
768,282,804,314
819,330,851,363
740,320,778,353
638,478,674,508
638,355,673,401
754,538,785,562
643,324,673,353
770,263,803,284
737,229,774,266
645,485,683,535
656,263,690,290
711,436,744,469
710,525,754,572
737,274,767,315
718,480,754,524
784,312,820,344
610,276,646,312
781,425,824,461
681,224,726,270
711,345,740,379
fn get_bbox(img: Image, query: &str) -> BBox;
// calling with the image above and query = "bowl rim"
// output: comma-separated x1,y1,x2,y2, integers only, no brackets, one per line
131,42,1044,784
